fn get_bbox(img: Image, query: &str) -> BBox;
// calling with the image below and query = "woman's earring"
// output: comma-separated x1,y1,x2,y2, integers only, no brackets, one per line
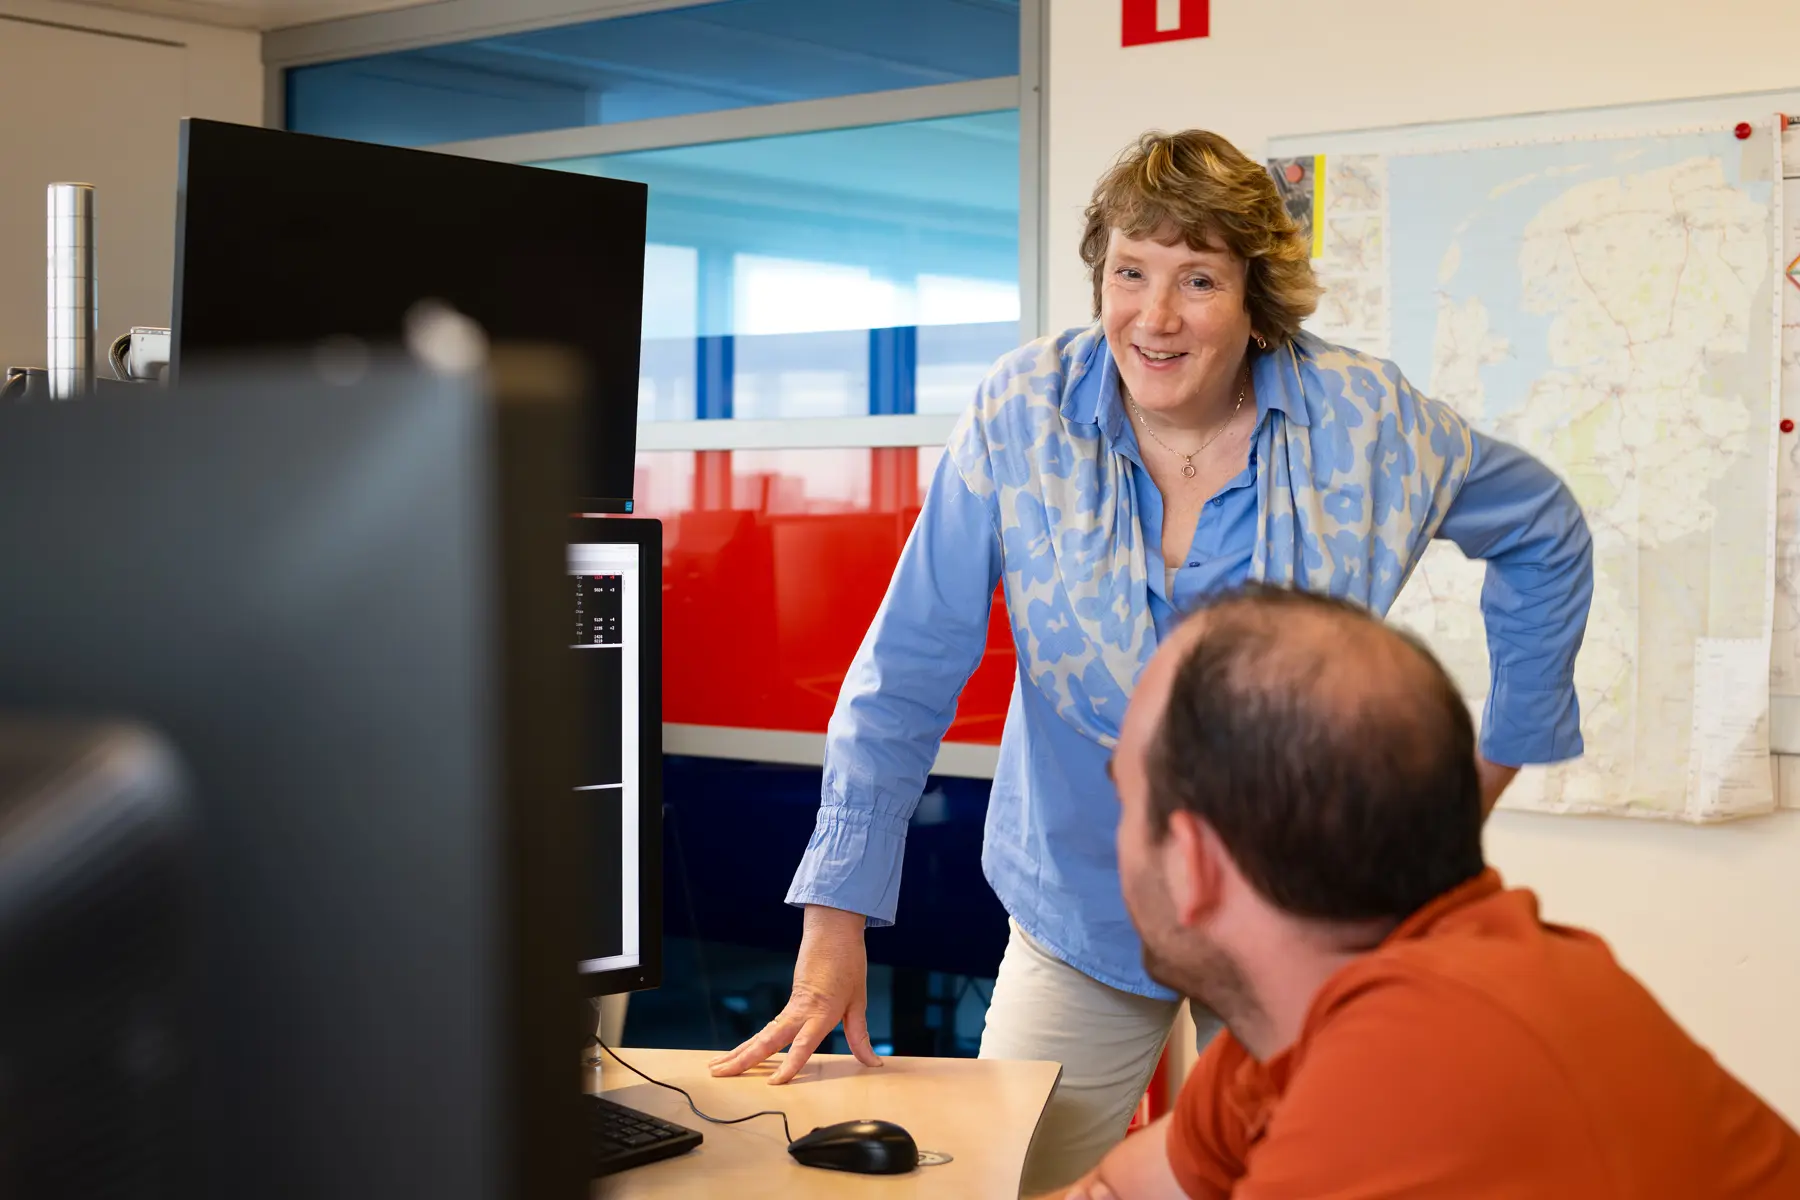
1253,332,1268,351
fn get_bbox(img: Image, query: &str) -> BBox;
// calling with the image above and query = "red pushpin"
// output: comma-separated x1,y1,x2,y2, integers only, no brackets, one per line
1284,162,1305,184
1736,121,1754,140
1782,419,1795,434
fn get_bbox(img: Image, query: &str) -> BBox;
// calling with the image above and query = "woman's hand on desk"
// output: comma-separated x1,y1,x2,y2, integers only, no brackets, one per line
707,903,883,1085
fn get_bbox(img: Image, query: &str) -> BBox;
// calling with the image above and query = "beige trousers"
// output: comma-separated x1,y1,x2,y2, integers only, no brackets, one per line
977,920,1221,1196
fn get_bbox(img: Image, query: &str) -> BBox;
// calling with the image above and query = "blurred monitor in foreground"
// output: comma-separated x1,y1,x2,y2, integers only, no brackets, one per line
0,337,589,1200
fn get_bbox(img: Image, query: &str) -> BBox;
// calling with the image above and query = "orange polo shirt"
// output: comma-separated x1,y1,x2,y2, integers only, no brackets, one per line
1167,870,1800,1199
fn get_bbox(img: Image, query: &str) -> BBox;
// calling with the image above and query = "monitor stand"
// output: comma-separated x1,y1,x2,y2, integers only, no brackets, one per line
589,1048,612,1094
585,997,610,1094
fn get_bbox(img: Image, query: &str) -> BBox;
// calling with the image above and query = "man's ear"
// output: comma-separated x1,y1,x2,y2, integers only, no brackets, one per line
1162,810,1223,928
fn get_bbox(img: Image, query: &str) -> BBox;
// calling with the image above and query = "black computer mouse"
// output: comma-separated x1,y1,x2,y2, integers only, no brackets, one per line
787,1118,919,1175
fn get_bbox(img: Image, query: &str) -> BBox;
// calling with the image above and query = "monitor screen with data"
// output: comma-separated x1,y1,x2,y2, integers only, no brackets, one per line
570,518,663,996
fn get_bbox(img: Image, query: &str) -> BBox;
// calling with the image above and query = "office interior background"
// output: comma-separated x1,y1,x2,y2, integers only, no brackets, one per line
2,0,1796,1123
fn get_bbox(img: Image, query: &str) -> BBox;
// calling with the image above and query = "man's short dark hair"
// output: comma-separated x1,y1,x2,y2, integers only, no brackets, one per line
1147,584,1485,924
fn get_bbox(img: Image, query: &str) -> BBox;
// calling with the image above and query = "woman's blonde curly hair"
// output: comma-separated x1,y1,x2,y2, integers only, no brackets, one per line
1080,130,1322,345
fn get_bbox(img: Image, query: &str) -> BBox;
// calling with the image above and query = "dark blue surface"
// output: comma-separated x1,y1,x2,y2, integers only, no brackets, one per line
868,326,919,416
695,335,734,420
660,755,1006,980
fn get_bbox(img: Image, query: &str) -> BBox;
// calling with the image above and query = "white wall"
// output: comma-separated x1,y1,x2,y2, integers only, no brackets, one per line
0,0,260,372
1048,0,1800,1123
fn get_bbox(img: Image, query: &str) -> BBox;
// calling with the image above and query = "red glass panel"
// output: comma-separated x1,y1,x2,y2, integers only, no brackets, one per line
633,447,1014,742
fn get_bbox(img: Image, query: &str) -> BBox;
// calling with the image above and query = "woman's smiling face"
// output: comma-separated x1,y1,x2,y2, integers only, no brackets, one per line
1100,226,1254,418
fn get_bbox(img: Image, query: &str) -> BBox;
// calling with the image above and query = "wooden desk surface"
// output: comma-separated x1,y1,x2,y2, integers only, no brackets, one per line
589,1048,1060,1198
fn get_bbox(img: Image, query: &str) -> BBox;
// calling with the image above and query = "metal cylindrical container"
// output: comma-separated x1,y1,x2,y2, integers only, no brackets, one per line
47,183,97,400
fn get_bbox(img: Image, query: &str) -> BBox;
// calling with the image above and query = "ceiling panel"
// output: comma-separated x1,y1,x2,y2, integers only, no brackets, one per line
52,0,444,31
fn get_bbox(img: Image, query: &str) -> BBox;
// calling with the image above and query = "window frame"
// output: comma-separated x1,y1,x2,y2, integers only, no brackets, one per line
264,0,1047,454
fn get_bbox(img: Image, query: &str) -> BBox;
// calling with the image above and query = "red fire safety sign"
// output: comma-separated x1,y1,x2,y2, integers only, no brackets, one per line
1122,0,1209,47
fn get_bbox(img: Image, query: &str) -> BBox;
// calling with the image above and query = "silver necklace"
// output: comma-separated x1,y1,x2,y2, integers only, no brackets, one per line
1128,364,1248,479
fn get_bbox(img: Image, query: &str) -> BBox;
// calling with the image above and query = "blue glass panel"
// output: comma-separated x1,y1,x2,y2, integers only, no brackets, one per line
546,111,1021,420
287,0,1019,147
917,321,1020,414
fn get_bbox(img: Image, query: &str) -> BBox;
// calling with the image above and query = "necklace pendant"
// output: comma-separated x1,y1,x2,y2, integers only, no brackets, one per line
1181,461,1197,479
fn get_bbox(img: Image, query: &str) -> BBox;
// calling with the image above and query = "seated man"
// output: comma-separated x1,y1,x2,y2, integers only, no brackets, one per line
1047,585,1800,1200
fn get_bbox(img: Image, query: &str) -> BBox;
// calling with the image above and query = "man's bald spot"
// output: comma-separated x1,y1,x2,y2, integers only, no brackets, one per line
1212,595,1437,703
1158,592,1460,779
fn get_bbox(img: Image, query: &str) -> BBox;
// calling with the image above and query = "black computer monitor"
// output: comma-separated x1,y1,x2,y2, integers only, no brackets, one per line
571,517,665,1000
170,117,648,512
0,346,589,1199
0,720,195,1199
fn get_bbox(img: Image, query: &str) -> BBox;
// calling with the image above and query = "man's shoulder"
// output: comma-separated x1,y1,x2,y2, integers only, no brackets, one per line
1316,894,1622,1053
1164,963,1601,1198
1298,902,1719,1119
1285,918,1800,1196
1266,959,1598,1174
1302,948,1575,1087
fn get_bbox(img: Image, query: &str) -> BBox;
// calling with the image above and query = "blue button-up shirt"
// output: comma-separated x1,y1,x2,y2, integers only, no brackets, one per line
787,347,1593,999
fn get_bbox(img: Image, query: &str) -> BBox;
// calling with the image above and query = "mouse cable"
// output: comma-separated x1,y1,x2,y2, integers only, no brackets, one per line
590,1035,794,1144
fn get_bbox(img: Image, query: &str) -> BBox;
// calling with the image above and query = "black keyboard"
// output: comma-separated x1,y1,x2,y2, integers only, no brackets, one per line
586,1094,703,1177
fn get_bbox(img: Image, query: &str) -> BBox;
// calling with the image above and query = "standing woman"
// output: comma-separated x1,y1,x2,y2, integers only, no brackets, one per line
709,129,1593,1194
